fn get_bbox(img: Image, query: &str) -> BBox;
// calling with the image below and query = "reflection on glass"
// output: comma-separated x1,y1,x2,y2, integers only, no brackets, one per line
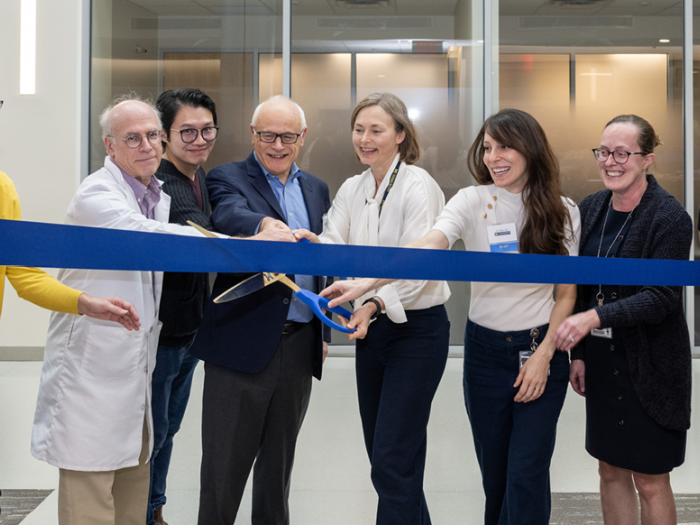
502,0,689,347
291,0,483,345
90,0,283,174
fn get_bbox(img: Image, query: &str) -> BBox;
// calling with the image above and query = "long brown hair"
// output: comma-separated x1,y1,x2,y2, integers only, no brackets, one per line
468,108,573,255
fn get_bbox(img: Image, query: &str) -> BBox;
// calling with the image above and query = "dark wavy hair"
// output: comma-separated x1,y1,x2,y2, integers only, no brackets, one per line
467,108,573,255
156,88,218,151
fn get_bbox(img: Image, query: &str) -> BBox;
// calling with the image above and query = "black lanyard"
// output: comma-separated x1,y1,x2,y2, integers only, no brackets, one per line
377,160,401,218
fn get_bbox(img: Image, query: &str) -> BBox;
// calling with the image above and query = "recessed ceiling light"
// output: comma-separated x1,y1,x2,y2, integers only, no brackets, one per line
659,39,670,43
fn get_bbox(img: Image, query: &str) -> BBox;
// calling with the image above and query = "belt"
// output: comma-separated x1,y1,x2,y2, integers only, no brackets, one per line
283,321,307,335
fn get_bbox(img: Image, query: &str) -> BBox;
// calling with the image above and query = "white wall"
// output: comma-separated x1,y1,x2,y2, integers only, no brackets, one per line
0,0,87,349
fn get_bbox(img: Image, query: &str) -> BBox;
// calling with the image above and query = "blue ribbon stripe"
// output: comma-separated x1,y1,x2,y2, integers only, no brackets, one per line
0,219,698,286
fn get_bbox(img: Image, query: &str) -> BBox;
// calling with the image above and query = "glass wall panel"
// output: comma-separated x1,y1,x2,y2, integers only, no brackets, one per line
291,0,482,345
90,0,283,174
499,0,689,347
694,2,700,348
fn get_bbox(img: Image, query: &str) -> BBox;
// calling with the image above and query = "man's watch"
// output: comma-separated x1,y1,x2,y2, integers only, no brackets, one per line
362,297,382,321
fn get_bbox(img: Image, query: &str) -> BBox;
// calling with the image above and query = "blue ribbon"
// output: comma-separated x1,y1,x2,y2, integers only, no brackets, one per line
1,219,698,286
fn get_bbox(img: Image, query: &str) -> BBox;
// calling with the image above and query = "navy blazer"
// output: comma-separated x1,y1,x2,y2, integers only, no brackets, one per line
189,152,331,380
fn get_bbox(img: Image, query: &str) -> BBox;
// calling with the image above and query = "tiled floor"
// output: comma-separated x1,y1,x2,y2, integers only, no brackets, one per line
2,357,700,524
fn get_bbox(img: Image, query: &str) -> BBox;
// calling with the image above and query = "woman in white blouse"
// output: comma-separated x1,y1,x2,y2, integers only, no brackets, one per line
295,93,451,525
320,108,581,525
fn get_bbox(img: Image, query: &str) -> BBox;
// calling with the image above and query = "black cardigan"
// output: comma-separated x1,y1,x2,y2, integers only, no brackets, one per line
571,175,693,431
157,159,214,347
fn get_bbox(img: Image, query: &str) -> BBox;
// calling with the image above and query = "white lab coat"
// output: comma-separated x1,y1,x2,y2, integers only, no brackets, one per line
31,157,203,471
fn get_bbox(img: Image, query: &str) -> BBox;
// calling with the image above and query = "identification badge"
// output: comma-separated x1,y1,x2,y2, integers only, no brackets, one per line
487,223,518,253
519,350,532,370
591,327,613,339
519,350,550,376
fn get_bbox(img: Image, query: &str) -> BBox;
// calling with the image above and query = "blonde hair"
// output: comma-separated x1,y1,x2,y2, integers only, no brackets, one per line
351,93,420,165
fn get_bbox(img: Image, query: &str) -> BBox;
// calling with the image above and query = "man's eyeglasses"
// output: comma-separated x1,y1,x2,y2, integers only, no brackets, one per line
171,126,219,143
112,130,164,149
592,148,646,164
254,129,302,144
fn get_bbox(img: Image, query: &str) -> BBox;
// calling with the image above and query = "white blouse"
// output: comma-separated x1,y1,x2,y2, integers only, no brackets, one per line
432,184,581,331
320,154,451,323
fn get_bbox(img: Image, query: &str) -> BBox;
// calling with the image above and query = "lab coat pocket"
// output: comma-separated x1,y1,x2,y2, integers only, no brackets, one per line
80,323,144,380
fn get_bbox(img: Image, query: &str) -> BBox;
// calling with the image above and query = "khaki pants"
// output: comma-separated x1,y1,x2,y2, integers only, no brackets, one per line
58,419,150,525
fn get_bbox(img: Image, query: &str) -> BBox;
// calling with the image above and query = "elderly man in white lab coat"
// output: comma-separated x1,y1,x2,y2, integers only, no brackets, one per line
30,96,293,525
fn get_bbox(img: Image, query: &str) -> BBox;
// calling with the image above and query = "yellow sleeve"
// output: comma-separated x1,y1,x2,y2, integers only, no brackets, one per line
0,171,82,316
6,266,83,314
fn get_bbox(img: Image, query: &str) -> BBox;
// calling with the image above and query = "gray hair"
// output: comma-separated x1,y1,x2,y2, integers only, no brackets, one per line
100,93,162,140
251,95,307,131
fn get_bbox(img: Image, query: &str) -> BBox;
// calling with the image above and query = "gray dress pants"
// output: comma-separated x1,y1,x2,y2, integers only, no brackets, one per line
197,323,315,525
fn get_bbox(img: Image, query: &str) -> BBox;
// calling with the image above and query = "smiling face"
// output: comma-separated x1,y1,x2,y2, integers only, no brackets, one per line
163,105,216,177
482,132,528,194
251,100,305,180
352,104,405,177
105,100,162,185
597,122,653,198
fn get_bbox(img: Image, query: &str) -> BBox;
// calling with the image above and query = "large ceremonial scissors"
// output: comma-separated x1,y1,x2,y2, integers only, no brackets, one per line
187,221,356,334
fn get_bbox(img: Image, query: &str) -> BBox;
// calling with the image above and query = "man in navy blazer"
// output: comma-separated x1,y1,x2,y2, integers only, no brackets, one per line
190,96,331,525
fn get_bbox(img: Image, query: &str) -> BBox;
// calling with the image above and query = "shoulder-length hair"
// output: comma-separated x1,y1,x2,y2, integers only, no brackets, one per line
350,93,420,165
467,108,573,255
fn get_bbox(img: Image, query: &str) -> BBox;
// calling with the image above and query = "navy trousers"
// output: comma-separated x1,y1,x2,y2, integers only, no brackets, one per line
147,339,199,524
463,319,569,525
355,305,450,525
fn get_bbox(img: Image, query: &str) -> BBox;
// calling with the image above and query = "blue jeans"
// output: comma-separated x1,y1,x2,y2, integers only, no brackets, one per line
355,305,450,525
463,319,569,525
147,340,199,525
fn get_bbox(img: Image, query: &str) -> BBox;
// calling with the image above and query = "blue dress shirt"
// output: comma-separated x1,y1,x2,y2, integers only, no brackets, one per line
253,152,315,323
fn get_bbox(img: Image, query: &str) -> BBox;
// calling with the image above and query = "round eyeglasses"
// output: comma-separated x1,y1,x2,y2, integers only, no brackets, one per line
171,126,219,143
592,148,645,164
113,130,164,149
255,129,302,144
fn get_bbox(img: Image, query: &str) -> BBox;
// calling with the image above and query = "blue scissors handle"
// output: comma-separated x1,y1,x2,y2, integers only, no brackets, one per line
294,290,356,334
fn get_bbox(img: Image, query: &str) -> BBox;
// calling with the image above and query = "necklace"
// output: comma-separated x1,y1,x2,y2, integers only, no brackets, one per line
595,200,634,306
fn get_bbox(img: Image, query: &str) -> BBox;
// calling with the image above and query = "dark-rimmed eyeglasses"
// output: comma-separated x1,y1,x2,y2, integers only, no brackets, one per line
254,129,302,144
112,130,164,149
171,126,219,143
592,148,645,164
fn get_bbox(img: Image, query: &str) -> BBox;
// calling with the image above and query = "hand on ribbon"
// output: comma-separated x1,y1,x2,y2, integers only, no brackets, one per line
291,228,320,243
255,218,296,242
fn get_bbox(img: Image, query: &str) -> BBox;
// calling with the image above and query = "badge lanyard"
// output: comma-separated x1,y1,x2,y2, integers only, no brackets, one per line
595,200,634,306
377,160,402,219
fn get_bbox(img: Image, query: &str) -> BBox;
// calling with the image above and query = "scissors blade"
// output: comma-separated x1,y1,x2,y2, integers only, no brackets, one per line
214,272,288,304
214,273,265,303
186,220,217,238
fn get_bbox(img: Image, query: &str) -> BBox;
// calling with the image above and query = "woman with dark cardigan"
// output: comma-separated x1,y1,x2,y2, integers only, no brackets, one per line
554,114,693,525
